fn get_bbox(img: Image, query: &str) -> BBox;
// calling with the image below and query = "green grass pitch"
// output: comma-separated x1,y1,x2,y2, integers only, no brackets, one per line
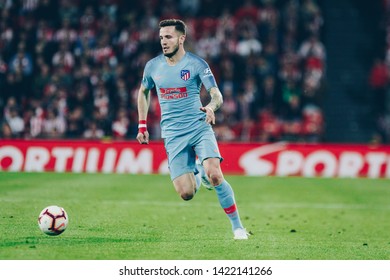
0,172,389,260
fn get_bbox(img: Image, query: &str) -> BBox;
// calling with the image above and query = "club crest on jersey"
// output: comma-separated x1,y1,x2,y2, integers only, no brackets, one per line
181,70,190,81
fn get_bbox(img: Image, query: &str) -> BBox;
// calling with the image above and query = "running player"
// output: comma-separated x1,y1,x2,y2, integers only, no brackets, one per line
136,19,250,240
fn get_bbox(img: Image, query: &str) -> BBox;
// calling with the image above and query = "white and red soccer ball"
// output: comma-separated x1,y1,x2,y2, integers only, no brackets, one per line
38,205,69,236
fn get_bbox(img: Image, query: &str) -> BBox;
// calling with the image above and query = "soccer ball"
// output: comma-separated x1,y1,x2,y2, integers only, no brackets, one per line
38,205,69,236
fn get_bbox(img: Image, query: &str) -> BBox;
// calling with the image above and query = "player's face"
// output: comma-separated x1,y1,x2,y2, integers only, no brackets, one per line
159,26,184,58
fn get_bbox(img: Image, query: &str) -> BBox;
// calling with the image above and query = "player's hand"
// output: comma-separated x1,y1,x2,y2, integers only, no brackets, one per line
136,130,149,144
200,106,215,125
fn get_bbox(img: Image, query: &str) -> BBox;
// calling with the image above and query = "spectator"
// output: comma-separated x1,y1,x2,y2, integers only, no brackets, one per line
6,107,24,138
29,105,44,138
93,80,110,118
84,121,105,139
236,22,262,57
52,42,75,71
258,109,282,142
112,108,129,140
298,34,326,62
8,47,33,76
259,75,280,114
66,106,85,138
1,121,13,138
6,107,25,137
219,84,238,125
280,94,303,141
369,58,389,117
54,18,78,43
58,0,79,27
33,64,51,99
195,29,221,59
42,108,66,138
301,105,324,142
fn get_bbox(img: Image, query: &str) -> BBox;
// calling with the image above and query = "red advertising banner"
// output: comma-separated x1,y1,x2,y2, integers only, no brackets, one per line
1,140,390,178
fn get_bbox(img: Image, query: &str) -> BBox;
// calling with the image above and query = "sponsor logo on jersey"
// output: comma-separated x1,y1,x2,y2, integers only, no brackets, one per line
159,87,188,99
181,70,190,81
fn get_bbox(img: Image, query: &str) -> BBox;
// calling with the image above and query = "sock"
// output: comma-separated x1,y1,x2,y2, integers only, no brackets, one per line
214,180,243,231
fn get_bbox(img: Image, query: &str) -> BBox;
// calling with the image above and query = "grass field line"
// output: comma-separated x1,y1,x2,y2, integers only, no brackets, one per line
3,199,390,210
97,199,390,210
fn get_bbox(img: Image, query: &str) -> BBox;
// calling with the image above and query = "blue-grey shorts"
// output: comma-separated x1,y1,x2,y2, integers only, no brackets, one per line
164,127,222,180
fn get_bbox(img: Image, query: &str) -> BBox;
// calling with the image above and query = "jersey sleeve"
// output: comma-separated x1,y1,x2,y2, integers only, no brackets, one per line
196,58,218,91
141,60,155,90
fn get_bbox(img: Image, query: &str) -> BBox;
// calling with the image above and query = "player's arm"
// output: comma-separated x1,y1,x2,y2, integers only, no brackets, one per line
136,83,150,144
200,86,223,125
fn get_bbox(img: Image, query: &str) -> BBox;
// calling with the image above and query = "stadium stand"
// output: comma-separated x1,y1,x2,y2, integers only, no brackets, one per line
0,0,326,142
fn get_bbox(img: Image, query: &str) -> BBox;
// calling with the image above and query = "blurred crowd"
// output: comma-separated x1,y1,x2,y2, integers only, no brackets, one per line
0,0,326,142
370,0,390,143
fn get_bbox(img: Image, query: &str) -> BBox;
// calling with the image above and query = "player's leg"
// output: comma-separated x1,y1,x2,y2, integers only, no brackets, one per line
203,158,249,239
172,172,198,200
194,131,249,239
164,136,201,201
202,160,240,219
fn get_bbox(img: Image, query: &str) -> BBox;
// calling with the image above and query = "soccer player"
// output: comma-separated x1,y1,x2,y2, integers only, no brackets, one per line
136,19,250,240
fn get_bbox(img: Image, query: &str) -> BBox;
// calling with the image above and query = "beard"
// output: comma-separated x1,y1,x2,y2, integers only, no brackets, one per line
163,44,179,58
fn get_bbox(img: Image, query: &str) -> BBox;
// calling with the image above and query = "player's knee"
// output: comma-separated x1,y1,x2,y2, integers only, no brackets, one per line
173,176,196,200
207,170,223,186
180,191,194,201
176,184,196,200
